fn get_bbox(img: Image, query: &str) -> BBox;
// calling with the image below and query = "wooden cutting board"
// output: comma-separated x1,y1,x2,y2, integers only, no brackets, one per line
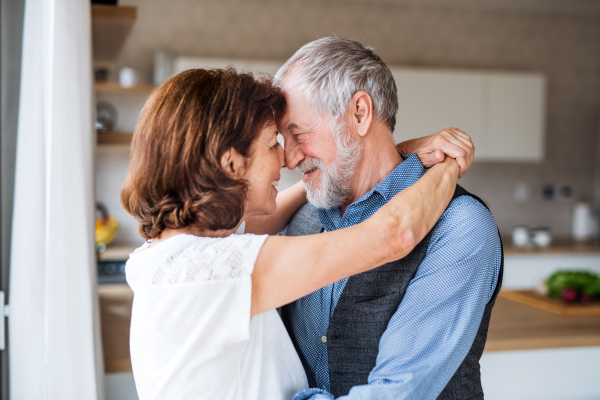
499,290,600,316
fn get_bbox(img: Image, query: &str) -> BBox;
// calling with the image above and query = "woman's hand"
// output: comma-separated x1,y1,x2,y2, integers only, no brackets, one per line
396,128,474,178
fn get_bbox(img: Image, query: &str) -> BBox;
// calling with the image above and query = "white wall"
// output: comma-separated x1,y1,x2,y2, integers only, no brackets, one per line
96,146,144,246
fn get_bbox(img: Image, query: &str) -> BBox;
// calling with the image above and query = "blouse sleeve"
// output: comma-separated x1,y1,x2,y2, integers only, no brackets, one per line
144,233,268,363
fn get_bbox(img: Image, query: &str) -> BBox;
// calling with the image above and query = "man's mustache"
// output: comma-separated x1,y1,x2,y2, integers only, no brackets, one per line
296,157,324,174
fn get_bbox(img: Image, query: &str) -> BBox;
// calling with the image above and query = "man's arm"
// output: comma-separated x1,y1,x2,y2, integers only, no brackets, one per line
293,197,501,400
397,127,474,178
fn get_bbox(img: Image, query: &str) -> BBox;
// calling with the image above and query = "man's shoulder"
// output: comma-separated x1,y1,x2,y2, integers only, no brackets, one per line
443,192,495,225
430,192,500,252
281,203,322,237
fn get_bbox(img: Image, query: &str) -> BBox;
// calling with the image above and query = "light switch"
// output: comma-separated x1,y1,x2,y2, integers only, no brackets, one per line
514,183,530,203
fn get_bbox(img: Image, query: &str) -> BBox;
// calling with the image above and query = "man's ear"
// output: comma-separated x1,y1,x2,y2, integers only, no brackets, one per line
221,148,246,177
351,91,374,137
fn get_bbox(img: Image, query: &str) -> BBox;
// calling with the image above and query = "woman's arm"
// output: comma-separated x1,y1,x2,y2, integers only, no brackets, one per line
250,158,459,316
244,180,306,235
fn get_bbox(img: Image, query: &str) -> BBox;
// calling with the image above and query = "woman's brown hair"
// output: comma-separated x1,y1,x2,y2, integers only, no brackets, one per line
121,68,286,240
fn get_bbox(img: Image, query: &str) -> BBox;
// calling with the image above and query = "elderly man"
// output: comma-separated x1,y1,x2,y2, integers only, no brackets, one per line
276,38,503,400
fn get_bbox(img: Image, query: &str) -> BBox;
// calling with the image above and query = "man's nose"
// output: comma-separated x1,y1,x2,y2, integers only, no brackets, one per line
284,139,305,170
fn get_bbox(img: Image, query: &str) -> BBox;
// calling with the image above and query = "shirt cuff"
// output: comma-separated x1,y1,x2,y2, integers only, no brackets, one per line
292,388,334,400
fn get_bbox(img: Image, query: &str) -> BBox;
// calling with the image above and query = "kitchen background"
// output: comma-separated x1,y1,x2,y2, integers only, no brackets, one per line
89,1,600,400
98,0,600,246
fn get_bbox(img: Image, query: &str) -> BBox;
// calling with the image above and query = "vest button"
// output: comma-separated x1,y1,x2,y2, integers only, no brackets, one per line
321,335,327,343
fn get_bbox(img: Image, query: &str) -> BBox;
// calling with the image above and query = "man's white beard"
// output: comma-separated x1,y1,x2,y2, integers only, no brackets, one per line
296,124,362,209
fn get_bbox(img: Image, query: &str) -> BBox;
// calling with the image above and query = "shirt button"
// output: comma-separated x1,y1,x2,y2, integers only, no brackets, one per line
321,335,327,343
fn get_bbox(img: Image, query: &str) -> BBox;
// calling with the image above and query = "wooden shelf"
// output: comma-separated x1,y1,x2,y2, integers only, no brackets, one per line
92,5,137,65
95,81,155,94
97,132,133,145
92,4,136,19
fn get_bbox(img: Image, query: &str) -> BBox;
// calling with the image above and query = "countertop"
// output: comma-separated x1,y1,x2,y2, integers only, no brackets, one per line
485,293,600,351
99,244,140,261
99,285,600,373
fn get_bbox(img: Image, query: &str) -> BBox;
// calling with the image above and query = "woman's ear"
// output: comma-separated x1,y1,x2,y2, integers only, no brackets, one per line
221,148,246,177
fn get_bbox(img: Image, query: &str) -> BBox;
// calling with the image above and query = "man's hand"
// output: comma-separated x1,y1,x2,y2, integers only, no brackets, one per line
396,128,474,178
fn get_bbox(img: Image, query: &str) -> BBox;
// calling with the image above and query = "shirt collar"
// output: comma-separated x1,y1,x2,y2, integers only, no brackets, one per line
354,153,425,205
317,153,425,230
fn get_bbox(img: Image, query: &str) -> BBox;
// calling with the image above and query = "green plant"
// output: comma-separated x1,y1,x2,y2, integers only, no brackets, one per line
545,270,600,303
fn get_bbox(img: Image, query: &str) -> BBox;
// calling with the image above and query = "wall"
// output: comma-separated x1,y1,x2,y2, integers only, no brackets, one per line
100,0,600,242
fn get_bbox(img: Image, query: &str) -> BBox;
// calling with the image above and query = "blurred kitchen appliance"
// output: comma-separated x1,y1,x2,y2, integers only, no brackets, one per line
96,101,117,133
531,227,552,248
119,67,139,88
98,260,127,284
512,226,530,248
572,199,599,242
154,50,175,85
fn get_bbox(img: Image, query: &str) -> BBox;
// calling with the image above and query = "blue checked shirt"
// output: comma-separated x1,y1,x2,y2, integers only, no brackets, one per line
288,154,502,400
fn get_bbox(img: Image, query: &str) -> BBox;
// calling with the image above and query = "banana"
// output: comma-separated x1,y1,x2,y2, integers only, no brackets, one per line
96,215,119,246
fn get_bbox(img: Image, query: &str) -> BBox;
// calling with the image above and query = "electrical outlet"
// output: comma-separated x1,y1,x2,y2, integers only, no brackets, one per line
542,183,555,201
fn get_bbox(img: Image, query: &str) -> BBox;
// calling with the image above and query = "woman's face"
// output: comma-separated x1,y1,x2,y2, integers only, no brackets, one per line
242,123,285,218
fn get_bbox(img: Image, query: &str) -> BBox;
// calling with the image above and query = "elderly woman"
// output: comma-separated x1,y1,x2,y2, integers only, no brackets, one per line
121,68,460,400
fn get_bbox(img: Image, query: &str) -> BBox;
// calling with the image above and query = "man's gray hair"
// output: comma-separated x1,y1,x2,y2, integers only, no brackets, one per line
274,37,398,133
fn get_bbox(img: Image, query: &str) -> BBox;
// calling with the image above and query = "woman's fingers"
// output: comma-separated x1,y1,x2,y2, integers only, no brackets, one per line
444,127,474,150
432,128,474,178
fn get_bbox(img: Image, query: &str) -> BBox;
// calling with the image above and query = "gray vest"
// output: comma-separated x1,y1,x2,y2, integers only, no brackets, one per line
281,185,504,400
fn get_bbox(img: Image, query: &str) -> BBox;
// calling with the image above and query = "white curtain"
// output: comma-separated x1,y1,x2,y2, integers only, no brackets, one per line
9,0,104,398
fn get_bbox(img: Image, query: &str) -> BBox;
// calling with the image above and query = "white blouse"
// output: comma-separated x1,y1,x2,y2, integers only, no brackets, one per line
125,226,308,400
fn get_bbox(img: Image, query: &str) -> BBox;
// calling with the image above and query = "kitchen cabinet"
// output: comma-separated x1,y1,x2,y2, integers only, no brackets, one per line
393,69,487,157
486,74,545,161
391,68,546,162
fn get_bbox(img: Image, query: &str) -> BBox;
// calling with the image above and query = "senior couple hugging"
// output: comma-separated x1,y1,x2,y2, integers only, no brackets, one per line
122,37,503,400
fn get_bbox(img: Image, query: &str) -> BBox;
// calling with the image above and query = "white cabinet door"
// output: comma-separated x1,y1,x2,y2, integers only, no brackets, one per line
392,69,487,159
486,73,546,162
392,68,546,162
